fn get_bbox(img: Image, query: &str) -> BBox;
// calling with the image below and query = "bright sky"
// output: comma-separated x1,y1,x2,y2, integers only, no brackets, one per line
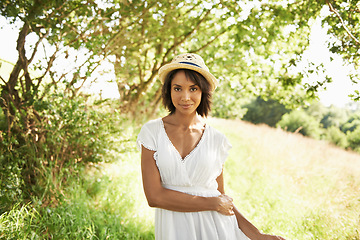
0,14,358,107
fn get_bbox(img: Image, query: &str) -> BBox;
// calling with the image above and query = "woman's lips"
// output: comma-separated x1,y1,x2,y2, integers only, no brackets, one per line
180,104,192,109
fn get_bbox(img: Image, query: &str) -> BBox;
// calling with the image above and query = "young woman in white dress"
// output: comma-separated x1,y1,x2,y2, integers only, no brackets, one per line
137,53,286,240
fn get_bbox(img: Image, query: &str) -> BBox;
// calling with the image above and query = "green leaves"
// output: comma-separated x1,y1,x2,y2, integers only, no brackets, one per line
349,90,360,101
3,0,359,120
323,0,360,67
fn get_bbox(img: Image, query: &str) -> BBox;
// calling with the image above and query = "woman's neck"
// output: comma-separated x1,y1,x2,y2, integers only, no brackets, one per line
167,111,203,129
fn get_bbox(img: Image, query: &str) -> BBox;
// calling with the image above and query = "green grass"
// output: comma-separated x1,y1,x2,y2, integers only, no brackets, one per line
0,161,154,239
1,117,359,239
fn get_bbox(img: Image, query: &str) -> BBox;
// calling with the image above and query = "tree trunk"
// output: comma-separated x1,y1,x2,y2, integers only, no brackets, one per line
0,22,30,135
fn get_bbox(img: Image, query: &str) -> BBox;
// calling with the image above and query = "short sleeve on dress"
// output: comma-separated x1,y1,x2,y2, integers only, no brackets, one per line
218,135,232,165
136,122,157,152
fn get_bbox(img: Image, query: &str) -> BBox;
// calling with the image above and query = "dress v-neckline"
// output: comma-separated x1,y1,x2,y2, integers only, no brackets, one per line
160,119,207,162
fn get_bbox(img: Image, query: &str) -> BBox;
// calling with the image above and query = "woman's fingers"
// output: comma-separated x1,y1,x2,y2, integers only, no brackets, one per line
217,194,235,215
221,194,233,202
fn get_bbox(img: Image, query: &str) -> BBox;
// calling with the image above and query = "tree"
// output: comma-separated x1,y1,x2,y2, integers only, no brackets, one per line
320,105,348,129
277,109,323,139
322,0,360,100
305,102,328,120
242,97,290,127
0,0,120,210
110,1,234,113
341,112,360,133
96,0,359,116
2,1,358,118
324,126,348,148
347,125,360,153
323,1,360,68
0,0,115,136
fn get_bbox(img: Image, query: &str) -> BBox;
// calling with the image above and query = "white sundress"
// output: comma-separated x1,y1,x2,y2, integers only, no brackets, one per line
137,118,249,240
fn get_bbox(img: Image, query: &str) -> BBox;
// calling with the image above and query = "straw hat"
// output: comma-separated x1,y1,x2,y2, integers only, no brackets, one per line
158,53,218,92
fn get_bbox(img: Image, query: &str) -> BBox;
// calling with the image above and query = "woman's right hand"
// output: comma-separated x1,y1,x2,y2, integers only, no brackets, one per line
215,194,235,216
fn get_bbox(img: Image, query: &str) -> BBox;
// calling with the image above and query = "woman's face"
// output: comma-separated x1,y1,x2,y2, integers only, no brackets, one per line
170,70,202,115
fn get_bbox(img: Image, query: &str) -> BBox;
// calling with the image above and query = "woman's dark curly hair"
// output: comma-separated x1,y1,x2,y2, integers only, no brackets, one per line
161,69,212,117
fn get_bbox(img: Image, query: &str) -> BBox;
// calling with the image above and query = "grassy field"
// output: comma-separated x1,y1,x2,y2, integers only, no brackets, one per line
208,118,360,239
1,117,359,239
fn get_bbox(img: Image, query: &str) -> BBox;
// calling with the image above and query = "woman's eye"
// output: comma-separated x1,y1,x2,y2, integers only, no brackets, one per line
174,87,181,91
190,87,198,92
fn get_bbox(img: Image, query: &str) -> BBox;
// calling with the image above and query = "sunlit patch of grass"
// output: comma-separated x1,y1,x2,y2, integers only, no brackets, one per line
85,157,155,236
0,203,40,239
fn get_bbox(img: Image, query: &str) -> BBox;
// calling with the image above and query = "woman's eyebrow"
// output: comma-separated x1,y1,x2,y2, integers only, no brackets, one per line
172,83,199,87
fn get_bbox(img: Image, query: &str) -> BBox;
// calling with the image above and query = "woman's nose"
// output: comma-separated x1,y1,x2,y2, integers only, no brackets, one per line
181,90,191,101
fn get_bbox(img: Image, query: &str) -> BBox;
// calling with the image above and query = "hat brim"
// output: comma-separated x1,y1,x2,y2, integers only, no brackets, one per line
158,63,218,92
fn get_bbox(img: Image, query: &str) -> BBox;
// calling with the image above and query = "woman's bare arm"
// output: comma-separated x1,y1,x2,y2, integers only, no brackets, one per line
141,146,233,215
217,171,286,240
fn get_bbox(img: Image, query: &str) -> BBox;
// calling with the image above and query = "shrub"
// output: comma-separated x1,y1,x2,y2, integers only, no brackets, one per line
320,106,348,129
0,94,124,212
277,110,322,139
304,102,328,120
341,113,360,133
242,97,290,127
346,125,360,153
323,126,348,148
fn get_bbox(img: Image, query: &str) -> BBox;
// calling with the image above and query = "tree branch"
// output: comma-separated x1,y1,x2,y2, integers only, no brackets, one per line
34,41,60,94
161,8,213,64
8,22,30,91
327,0,360,45
71,54,107,95
28,29,50,64
0,75,8,86
191,28,228,53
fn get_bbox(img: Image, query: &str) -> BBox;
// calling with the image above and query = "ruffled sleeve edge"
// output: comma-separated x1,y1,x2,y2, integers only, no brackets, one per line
220,135,232,165
214,133,232,180
136,140,157,152
136,119,160,153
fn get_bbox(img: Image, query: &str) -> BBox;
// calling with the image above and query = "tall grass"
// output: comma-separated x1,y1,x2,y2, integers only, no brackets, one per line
0,162,154,239
1,117,359,239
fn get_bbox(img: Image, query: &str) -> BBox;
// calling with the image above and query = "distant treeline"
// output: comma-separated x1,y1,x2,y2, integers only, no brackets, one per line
232,97,360,153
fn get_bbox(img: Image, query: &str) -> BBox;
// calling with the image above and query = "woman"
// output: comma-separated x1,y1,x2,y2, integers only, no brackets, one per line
137,53,285,240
